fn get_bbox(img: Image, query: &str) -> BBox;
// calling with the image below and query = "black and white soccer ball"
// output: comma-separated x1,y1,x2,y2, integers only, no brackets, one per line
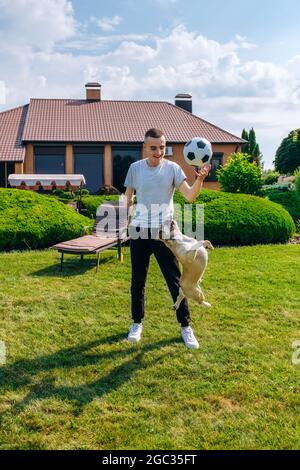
183,137,213,167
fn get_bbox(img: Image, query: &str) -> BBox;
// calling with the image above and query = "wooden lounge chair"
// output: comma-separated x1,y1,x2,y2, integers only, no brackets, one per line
51,200,129,272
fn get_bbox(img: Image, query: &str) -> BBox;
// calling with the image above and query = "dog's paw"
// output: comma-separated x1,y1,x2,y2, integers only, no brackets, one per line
201,301,212,308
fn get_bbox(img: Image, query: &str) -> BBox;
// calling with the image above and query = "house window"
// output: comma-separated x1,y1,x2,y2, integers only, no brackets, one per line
205,153,224,182
34,146,65,174
74,145,104,193
112,146,141,192
0,162,15,188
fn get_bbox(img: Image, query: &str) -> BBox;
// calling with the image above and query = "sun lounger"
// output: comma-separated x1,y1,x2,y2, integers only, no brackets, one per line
51,200,129,272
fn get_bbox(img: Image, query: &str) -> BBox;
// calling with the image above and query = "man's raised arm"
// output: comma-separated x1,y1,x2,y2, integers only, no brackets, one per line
178,165,211,203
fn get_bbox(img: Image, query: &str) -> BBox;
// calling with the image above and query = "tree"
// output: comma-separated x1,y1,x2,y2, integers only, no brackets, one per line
293,167,300,198
262,169,280,185
274,129,300,174
217,152,262,195
252,143,261,163
241,129,250,154
241,127,263,167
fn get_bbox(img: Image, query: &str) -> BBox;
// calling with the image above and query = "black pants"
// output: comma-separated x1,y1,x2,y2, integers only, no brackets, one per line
130,229,191,327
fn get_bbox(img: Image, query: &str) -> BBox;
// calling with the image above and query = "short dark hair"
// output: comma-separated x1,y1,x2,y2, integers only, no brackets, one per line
144,128,165,139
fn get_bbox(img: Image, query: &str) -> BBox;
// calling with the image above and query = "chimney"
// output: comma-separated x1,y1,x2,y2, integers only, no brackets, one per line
85,82,101,101
175,93,192,113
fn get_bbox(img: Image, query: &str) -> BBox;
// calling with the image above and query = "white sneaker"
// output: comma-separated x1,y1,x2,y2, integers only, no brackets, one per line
181,326,199,349
127,323,143,343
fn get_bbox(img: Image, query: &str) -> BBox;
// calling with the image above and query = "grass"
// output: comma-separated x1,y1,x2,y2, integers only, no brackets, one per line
0,245,299,450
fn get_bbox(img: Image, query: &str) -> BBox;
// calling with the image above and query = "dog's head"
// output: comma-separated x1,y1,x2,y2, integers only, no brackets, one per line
203,240,214,250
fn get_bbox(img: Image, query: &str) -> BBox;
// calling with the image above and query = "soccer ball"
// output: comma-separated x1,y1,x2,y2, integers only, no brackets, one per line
183,137,213,167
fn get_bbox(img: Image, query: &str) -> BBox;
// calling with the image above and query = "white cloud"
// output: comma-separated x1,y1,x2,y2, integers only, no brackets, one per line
0,0,76,50
58,33,154,52
234,34,257,50
0,15,299,168
91,15,123,32
0,81,6,105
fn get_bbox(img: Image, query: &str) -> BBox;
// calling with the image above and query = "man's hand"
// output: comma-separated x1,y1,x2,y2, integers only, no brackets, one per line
179,163,212,202
194,164,211,181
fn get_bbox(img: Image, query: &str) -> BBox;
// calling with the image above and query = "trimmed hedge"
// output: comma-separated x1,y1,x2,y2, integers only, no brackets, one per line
174,189,295,245
81,195,119,219
0,189,91,251
203,194,295,245
263,190,300,223
80,189,295,245
83,191,222,218
174,188,223,205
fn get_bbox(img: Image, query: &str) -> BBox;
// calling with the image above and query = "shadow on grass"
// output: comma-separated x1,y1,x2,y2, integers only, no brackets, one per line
0,333,180,416
31,254,114,277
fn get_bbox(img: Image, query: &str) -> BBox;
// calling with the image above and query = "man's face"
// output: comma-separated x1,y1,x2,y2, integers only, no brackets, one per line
144,136,166,166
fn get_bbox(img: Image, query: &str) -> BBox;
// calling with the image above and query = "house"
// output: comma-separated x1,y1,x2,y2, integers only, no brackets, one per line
0,82,245,192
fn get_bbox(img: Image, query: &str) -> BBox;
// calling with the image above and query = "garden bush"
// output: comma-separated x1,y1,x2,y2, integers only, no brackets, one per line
0,189,90,251
174,188,223,206
263,189,300,222
261,183,292,192
174,190,295,245
262,170,280,185
203,194,295,245
81,195,119,218
81,190,295,245
74,188,90,196
294,167,300,197
52,188,74,200
217,152,262,195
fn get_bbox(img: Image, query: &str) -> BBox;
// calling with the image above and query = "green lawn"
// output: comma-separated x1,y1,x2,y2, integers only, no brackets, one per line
0,245,299,450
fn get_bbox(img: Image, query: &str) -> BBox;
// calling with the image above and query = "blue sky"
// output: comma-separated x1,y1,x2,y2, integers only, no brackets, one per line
1,0,300,168
70,0,300,61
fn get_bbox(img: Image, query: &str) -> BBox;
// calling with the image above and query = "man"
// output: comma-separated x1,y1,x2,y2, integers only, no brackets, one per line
124,128,210,349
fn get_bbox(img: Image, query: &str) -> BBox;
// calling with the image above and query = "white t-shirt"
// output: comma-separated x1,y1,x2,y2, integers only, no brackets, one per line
124,158,186,228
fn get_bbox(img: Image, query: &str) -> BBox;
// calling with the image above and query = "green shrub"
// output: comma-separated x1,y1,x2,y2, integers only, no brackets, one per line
174,188,223,206
217,152,262,195
264,189,300,222
74,188,90,196
261,183,291,192
81,190,295,246
174,190,295,245
81,195,120,218
52,189,65,198
52,189,74,200
262,170,280,185
294,167,300,197
203,195,295,245
0,189,90,251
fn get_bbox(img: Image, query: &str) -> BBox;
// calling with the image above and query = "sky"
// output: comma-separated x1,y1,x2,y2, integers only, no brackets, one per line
1,0,300,169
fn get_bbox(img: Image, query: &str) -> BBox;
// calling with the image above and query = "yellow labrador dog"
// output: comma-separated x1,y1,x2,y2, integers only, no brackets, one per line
160,220,213,310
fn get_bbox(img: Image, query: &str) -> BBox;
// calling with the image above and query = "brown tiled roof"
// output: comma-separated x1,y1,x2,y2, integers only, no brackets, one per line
0,105,28,162
23,99,244,144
